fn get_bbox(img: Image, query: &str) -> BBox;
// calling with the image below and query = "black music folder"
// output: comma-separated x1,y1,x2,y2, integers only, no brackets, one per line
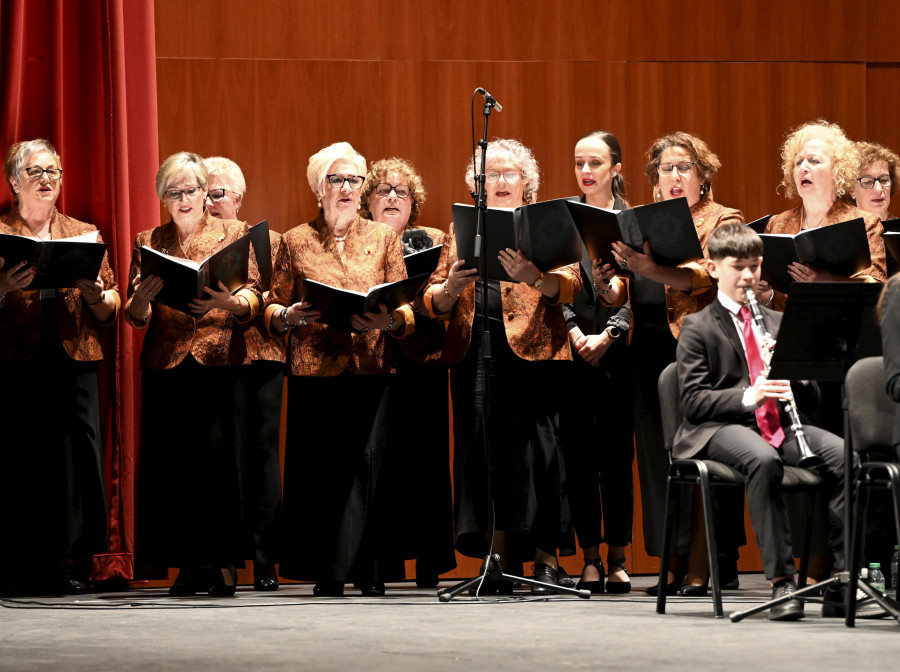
452,201,582,281
882,229,900,278
300,273,432,332
140,233,251,315
248,220,272,291
759,218,871,294
566,197,703,274
747,214,772,234
403,244,443,279
0,230,106,290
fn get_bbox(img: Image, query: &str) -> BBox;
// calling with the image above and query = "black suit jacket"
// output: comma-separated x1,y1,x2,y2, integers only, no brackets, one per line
880,280,900,457
672,298,784,458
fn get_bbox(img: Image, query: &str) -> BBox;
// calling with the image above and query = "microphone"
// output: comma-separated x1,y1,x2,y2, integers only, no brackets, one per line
477,87,503,112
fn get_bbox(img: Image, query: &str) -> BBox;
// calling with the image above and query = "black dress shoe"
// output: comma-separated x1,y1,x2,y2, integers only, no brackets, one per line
313,580,345,597
168,568,198,597
416,574,440,589
768,579,805,621
531,563,560,595
359,582,386,597
208,567,237,597
719,554,740,590
605,557,632,594
575,557,605,594
254,577,279,592
645,570,685,597
680,577,709,596
58,567,87,595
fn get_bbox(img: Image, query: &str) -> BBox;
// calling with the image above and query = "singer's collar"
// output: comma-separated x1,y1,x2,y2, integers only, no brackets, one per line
717,290,745,317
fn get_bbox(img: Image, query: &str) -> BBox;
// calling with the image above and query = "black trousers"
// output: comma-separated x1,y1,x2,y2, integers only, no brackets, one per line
705,424,847,580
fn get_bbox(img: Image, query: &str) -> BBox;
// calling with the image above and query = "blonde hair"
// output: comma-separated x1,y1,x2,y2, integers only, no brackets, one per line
155,151,208,199
306,142,366,201
465,138,540,205
360,157,427,224
855,141,900,197
4,139,62,201
203,156,247,196
778,120,859,200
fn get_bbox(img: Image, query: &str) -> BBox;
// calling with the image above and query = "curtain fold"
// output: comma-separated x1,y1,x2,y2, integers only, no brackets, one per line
0,0,159,581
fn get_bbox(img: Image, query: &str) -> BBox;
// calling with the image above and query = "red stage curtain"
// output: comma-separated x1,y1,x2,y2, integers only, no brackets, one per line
0,0,159,581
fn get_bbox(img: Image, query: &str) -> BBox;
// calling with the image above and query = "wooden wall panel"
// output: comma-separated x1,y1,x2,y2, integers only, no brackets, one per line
628,1,866,62
866,65,900,152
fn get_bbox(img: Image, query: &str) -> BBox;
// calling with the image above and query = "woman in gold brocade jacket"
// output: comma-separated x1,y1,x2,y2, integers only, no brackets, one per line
126,151,262,597
264,142,409,597
426,138,583,595
0,139,119,596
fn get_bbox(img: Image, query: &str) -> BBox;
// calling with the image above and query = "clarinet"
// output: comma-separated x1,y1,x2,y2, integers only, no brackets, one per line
744,289,825,472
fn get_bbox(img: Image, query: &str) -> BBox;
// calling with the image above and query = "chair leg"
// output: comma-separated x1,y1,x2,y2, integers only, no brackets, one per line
657,473,679,615
797,488,815,588
888,465,900,602
846,471,868,628
697,467,723,618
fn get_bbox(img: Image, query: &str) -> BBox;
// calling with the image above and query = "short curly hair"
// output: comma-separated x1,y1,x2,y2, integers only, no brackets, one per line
778,120,859,200
4,139,62,204
155,151,208,200
465,138,540,205
360,157,427,225
203,156,247,196
855,141,900,197
644,132,721,191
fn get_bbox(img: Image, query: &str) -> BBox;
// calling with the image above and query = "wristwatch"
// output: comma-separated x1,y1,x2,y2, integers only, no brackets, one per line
605,326,622,341
532,271,545,290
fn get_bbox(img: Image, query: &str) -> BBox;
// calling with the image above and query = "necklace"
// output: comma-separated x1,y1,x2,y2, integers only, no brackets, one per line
24,222,51,240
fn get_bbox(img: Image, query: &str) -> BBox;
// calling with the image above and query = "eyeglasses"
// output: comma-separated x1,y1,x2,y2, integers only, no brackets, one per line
857,175,892,190
326,174,365,190
485,171,521,183
163,186,203,201
657,161,695,176
207,188,235,202
23,166,63,180
374,183,411,199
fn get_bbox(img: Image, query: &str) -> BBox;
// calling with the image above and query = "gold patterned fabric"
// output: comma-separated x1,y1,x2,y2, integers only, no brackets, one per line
0,207,120,362
243,230,287,363
424,223,581,364
124,213,262,369
765,200,886,311
264,215,408,377
665,195,744,338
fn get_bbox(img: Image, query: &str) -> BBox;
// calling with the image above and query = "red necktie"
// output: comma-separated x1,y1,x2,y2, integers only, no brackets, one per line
739,307,785,448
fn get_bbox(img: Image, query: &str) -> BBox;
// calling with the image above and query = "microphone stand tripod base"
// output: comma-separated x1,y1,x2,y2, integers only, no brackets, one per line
437,554,591,602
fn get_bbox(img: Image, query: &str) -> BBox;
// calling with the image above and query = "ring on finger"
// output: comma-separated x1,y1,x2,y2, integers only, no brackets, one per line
298,316,307,326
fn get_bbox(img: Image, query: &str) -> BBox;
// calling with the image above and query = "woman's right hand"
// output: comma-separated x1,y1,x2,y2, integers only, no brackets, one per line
283,300,321,328
132,273,164,303
0,257,35,294
446,259,478,297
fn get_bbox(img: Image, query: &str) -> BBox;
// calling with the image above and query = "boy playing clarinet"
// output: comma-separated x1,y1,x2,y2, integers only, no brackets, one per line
673,223,847,620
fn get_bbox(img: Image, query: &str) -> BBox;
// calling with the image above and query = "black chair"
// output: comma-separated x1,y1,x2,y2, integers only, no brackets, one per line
843,356,900,626
655,361,824,618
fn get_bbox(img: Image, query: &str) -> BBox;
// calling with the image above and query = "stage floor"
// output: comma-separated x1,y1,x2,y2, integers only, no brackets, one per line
1,573,897,671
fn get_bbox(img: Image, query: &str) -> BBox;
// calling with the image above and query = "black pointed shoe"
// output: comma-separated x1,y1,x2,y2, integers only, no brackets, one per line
531,563,560,595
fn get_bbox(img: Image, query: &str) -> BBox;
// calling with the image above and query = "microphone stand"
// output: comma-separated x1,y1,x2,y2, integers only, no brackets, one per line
438,91,588,602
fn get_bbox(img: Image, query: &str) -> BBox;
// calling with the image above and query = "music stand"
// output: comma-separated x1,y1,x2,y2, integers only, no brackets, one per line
731,282,898,622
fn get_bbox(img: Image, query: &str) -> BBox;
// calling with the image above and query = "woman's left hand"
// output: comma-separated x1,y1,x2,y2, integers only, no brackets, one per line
352,303,394,333
498,248,540,284
787,262,835,283
191,280,244,315
76,276,105,305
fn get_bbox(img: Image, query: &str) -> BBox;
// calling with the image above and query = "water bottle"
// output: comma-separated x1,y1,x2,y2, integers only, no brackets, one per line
891,545,899,591
868,562,885,596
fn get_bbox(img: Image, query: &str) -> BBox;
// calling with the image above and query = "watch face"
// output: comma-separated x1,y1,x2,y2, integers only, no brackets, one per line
607,327,621,340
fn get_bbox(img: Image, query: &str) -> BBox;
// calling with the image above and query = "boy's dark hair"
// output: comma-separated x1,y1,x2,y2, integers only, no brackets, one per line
707,223,763,260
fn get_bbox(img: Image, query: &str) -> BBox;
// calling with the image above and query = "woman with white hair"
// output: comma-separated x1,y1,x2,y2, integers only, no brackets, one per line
204,156,285,592
265,141,409,597
126,151,262,597
428,138,582,594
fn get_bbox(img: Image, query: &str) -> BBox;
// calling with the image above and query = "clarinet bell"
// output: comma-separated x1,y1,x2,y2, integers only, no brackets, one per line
798,453,826,474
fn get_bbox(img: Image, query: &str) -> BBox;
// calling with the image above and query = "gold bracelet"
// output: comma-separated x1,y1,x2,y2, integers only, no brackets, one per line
442,280,458,301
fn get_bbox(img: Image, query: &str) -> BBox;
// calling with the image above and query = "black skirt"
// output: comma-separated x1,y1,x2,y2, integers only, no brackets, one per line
136,357,246,571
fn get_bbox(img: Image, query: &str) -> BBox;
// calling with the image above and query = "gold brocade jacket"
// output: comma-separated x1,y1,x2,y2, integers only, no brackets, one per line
124,213,262,370
422,223,582,364
263,215,409,377
0,207,120,362
765,200,886,311
243,229,286,363
665,195,744,339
